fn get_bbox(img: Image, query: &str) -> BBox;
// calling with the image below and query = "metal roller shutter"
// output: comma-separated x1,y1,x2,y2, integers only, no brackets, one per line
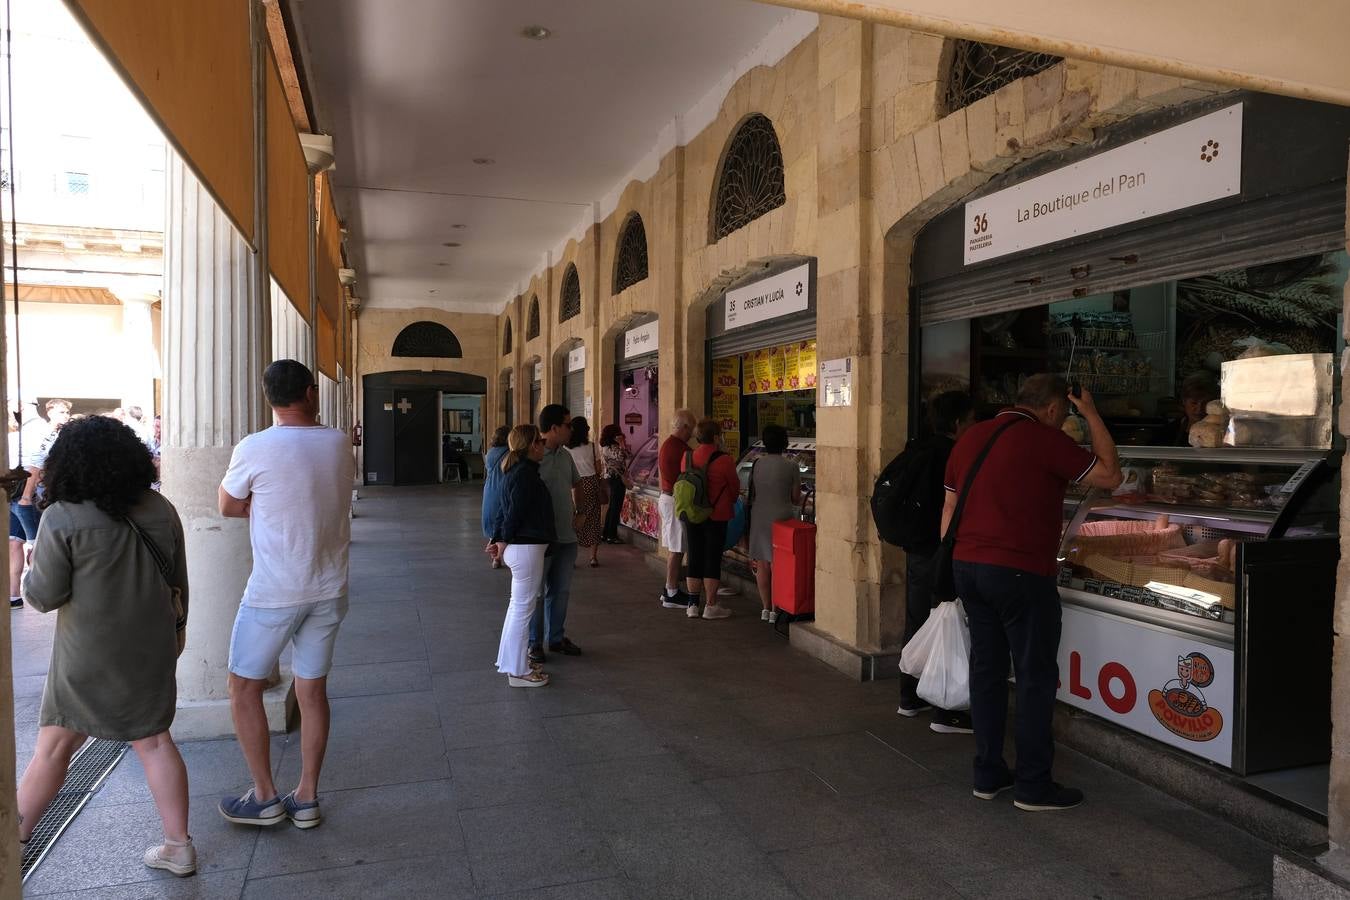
564,370,585,418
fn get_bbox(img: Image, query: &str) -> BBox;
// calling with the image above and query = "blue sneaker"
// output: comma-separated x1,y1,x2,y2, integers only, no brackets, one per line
218,788,285,826
282,791,322,829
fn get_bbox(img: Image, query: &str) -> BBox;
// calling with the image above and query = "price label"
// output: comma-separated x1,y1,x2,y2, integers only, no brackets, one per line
1279,460,1319,494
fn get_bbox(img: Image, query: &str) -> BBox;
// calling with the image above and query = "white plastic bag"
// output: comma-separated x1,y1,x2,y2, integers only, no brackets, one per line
898,602,944,677
915,599,971,710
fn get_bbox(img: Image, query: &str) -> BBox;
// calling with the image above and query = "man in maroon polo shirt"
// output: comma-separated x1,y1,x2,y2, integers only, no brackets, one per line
942,374,1122,812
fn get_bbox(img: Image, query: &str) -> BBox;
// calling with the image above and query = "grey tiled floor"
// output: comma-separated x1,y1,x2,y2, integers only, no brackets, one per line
10,484,1278,898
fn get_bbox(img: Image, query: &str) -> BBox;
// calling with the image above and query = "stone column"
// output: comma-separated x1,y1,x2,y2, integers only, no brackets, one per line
162,151,292,739
115,290,160,415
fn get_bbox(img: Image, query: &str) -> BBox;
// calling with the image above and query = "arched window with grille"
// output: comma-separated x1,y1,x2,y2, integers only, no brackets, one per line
527,296,540,340
392,321,462,358
613,212,648,295
944,41,1061,113
502,318,513,355
559,264,581,323
711,113,786,242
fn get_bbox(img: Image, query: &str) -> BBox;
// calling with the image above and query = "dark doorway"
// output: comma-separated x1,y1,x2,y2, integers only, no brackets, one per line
363,370,487,485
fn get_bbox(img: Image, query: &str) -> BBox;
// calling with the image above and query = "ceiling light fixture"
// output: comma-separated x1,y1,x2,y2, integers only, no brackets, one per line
471,157,495,165
442,241,461,248
520,25,551,41
436,262,450,267
451,224,466,229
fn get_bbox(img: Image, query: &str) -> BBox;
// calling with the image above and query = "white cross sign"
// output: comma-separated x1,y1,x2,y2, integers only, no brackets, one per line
396,398,412,414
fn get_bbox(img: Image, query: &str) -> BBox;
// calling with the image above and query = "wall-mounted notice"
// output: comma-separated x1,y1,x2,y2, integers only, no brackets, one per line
725,262,811,330
567,345,586,373
819,357,853,408
533,362,544,382
964,104,1243,265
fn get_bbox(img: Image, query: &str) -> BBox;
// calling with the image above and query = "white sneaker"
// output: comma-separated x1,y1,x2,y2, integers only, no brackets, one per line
143,838,196,877
702,603,732,620
685,603,700,619
760,609,770,622
716,586,738,598
768,610,779,624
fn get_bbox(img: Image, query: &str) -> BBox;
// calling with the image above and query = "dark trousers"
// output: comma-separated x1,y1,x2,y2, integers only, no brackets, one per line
954,560,1062,801
602,474,625,540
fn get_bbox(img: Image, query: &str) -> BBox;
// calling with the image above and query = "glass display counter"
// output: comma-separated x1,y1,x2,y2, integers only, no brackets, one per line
619,434,662,540
1055,447,1338,774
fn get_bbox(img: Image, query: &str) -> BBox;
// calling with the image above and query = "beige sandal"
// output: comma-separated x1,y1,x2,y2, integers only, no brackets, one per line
508,670,549,688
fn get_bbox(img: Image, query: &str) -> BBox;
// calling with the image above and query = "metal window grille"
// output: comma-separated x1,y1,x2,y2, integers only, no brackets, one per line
527,297,540,339
945,41,1062,113
613,213,649,294
391,321,462,358
559,265,581,323
711,114,786,242
502,318,513,355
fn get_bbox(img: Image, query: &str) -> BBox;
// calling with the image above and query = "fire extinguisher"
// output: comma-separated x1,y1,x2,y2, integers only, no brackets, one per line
352,421,363,447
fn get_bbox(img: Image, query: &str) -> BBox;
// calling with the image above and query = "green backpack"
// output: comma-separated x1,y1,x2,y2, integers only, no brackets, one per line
672,449,726,524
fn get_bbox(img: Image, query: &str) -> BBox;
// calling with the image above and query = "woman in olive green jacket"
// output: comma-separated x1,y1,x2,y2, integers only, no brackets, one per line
16,416,195,876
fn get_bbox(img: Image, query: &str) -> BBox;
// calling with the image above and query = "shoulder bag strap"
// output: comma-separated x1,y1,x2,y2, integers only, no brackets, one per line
942,417,1026,543
124,515,175,589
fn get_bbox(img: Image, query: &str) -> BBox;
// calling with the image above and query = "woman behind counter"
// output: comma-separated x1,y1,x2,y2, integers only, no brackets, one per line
16,415,195,876
481,425,512,568
487,424,555,687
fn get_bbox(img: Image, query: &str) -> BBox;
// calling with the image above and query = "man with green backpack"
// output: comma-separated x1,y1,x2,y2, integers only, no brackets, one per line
672,418,739,620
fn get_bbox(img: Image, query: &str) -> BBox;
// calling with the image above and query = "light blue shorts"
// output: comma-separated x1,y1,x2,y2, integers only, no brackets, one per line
227,596,349,680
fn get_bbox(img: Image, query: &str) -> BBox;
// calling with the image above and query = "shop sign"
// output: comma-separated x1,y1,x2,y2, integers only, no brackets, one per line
725,262,811,330
964,104,1243,265
567,346,586,373
533,362,544,383
624,320,659,359
819,356,853,408
1058,604,1233,766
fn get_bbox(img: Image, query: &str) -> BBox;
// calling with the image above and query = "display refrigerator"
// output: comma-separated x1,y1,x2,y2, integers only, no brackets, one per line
620,434,663,541
1054,446,1339,775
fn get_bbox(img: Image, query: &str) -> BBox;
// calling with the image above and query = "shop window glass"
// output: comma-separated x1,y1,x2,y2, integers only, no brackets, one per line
526,296,540,340
613,212,648,295
711,114,786,242
502,318,512,355
944,41,1062,113
559,264,581,323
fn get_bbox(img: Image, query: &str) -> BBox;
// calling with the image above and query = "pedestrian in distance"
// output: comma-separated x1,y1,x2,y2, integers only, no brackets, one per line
598,424,632,545
487,424,555,687
894,390,977,734
16,415,195,875
679,418,739,620
565,416,604,567
745,424,801,624
482,425,512,569
217,359,356,831
656,409,697,611
943,374,1121,811
528,404,583,665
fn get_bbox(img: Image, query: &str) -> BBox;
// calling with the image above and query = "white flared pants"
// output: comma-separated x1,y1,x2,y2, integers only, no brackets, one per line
495,543,547,677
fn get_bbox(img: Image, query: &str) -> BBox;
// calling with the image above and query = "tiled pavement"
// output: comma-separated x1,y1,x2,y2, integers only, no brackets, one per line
10,484,1279,898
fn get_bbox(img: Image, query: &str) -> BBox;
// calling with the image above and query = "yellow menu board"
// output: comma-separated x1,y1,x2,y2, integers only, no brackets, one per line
710,356,740,438
741,352,757,396
783,343,801,391
758,395,787,429
799,339,818,389
752,349,773,395
724,430,740,459
768,346,786,392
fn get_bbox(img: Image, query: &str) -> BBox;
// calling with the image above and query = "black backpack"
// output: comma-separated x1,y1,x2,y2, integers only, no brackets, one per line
871,437,944,553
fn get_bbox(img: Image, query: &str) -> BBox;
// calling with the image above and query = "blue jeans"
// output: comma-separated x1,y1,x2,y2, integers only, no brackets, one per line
954,560,1062,803
10,501,39,541
529,542,578,647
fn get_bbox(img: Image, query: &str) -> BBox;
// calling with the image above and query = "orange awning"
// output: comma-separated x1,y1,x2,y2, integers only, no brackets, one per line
266,46,311,323
4,283,122,305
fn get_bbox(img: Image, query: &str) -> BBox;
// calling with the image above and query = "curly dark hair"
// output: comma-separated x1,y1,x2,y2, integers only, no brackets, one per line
40,415,156,518
599,423,622,447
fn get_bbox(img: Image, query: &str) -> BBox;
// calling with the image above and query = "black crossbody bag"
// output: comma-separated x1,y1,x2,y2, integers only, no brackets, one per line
125,515,187,657
931,417,1025,600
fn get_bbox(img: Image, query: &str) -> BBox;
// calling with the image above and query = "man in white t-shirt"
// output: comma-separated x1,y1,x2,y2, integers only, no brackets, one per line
217,360,355,831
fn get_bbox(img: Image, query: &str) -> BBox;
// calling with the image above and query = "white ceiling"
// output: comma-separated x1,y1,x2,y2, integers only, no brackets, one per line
293,0,815,314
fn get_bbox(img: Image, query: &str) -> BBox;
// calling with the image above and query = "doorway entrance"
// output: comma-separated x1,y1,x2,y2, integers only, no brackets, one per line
362,370,487,485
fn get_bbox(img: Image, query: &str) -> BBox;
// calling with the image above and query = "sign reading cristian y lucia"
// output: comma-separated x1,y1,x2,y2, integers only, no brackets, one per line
725,262,811,330
964,104,1243,265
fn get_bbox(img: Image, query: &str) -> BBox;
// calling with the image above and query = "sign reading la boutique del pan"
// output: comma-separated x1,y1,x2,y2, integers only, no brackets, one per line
725,262,812,330
964,104,1243,265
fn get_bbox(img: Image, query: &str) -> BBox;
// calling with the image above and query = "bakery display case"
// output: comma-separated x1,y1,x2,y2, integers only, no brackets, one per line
619,434,662,540
723,439,817,579
1055,447,1338,774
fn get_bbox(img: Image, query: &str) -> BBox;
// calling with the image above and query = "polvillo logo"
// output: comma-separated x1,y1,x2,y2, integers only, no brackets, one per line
1149,652,1224,742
